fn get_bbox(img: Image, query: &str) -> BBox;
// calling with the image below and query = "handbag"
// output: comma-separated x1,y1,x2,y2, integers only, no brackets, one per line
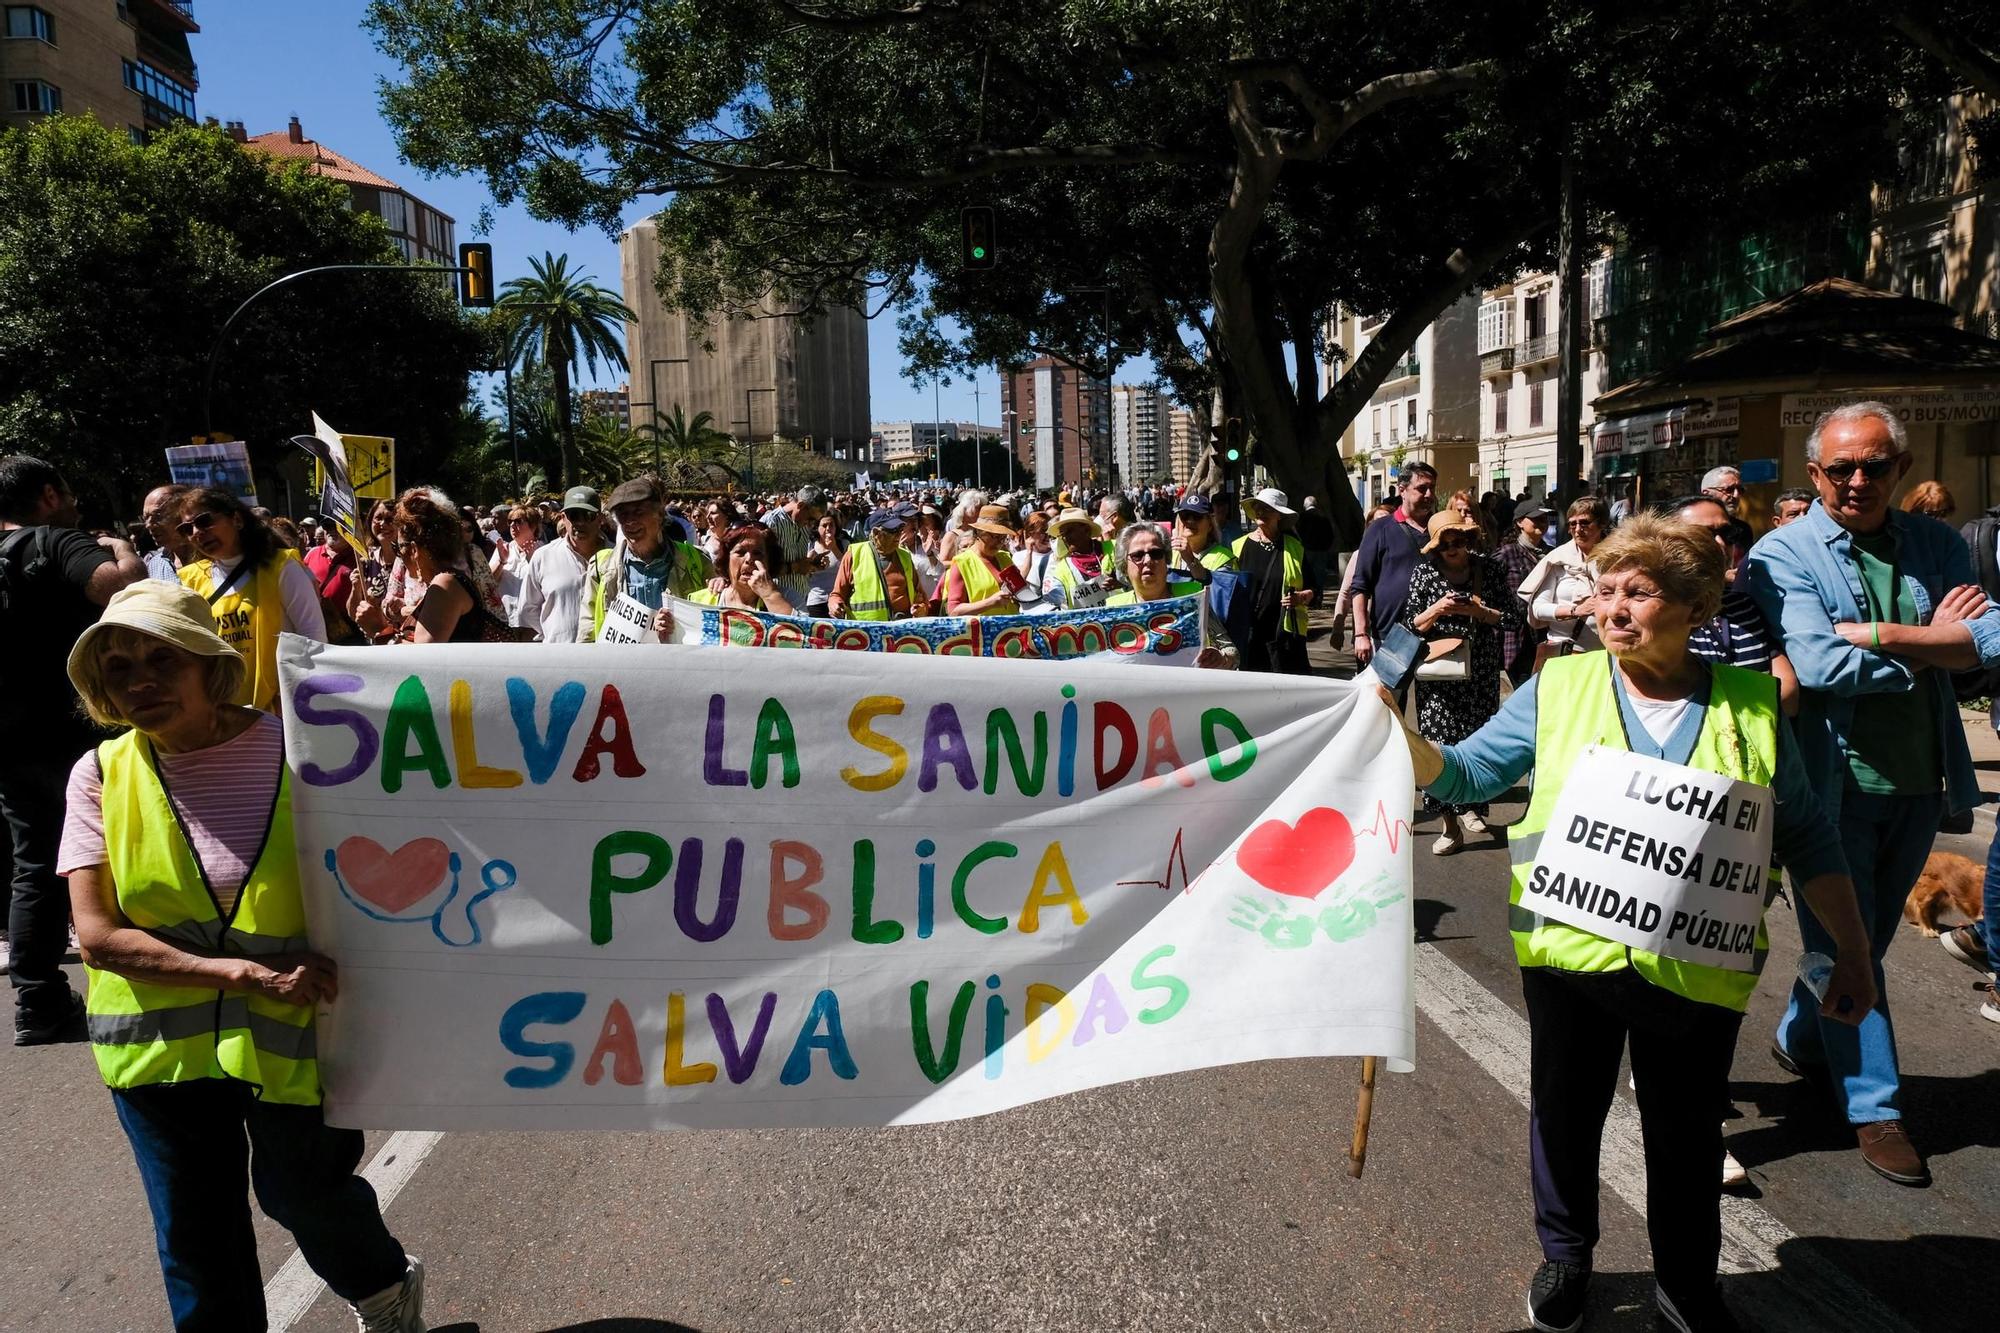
1415,636,1470,680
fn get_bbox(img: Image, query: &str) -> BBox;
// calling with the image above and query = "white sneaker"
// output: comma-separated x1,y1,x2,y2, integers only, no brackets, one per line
1432,832,1460,856
1721,1149,1748,1188
1979,979,1999,1026
1458,811,1488,835
352,1256,425,1333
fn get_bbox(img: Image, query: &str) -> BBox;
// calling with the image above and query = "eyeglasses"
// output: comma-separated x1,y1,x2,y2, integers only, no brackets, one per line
1712,483,1743,495
1129,549,1165,563
1818,456,1897,484
1436,537,1473,551
174,512,224,538
1567,519,1599,531
565,510,599,523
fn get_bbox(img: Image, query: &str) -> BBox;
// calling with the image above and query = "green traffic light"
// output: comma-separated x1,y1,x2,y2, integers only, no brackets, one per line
972,246,987,259
1226,448,1241,461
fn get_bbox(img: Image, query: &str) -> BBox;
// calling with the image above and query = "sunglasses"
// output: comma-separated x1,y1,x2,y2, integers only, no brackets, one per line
566,509,599,522
1129,549,1166,563
1568,519,1599,530
1818,456,1897,484
175,511,225,538
1436,536,1473,551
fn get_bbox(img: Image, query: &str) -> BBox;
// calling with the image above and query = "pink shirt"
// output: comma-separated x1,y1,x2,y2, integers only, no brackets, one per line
59,712,286,916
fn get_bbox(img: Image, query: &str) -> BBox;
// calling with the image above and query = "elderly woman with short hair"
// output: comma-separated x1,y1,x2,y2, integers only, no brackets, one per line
1106,521,1236,669
1381,514,1873,1333
60,582,424,1332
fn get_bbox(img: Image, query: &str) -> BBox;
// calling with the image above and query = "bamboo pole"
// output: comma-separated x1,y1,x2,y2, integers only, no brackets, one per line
1346,1055,1379,1178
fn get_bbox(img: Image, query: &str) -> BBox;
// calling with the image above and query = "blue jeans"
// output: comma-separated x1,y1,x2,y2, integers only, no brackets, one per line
111,1080,407,1332
1777,789,1942,1125
1985,805,2000,966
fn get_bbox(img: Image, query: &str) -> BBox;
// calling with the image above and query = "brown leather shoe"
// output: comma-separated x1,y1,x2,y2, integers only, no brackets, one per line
1856,1120,1930,1186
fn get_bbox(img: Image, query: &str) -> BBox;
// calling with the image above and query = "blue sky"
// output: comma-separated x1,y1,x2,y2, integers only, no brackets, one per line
194,0,1071,426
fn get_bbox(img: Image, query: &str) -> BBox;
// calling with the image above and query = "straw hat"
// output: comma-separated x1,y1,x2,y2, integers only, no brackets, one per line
67,581,239,689
970,503,1018,536
1053,507,1097,538
1422,510,1483,554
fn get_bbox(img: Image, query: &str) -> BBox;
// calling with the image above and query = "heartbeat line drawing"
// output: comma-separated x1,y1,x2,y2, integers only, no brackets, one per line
1354,800,1412,855
1117,827,1202,895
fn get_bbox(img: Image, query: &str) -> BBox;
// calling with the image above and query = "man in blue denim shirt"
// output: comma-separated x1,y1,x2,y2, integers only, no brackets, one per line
1746,401,2000,1187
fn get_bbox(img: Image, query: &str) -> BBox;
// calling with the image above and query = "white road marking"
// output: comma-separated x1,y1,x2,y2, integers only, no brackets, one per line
1413,943,1919,1333
259,948,1915,1328
264,1130,442,1331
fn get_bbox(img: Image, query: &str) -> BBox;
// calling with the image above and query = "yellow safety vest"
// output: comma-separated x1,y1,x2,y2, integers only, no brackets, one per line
1230,532,1309,635
847,541,917,620
586,540,709,640
85,729,320,1104
1175,544,1235,577
1508,652,1783,1013
951,551,1017,614
180,552,301,713
1105,578,1203,607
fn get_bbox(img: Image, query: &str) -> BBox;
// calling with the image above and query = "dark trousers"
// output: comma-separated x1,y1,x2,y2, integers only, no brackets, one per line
111,1081,408,1332
1522,967,1742,1305
0,739,85,1024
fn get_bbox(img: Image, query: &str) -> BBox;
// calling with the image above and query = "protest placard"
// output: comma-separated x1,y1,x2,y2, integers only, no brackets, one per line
1525,745,1774,970
277,637,1416,1130
165,441,256,504
660,593,1204,665
596,593,660,645
305,412,366,559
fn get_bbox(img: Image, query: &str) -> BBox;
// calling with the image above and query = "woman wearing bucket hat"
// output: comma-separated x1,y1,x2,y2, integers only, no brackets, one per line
1041,507,1116,610
57,582,426,1332
942,503,1024,616
1401,509,1525,854
1230,487,1318,674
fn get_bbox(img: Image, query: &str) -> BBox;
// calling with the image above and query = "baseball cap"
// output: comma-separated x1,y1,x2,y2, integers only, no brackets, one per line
866,508,907,533
1513,496,1554,521
563,485,602,514
1175,492,1214,517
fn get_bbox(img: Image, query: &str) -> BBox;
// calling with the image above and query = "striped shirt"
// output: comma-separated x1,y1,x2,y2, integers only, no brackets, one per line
1688,585,1776,671
59,712,285,914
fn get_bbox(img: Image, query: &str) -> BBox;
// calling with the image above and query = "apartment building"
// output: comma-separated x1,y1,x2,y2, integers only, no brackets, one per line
2,0,198,139
232,117,454,267
581,385,631,431
1326,298,1481,508
622,219,872,462
1110,384,1171,485
999,356,1109,493
1475,261,1608,502
1166,407,1200,484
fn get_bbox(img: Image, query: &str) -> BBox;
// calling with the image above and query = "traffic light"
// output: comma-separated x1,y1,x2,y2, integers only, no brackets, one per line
960,207,996,270
1223,417,1245,463
458,242,494,308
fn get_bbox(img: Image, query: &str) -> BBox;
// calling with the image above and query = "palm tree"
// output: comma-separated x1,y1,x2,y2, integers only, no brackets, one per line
498,252,636,488
643,404,733,468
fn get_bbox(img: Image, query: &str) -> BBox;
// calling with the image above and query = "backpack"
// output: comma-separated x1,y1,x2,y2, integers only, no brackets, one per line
1953,512,2000,703
0,525,57,707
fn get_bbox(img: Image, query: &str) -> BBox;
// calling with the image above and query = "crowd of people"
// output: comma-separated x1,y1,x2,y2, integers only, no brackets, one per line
2,394,1997,1333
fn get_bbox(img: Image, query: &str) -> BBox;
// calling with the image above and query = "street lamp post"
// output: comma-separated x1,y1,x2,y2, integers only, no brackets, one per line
735,386,776,494
1000,406,1019,491
632,356,690,476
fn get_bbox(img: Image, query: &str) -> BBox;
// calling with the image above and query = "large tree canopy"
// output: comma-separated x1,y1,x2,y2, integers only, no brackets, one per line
0,117,487,516
369,0,1950,541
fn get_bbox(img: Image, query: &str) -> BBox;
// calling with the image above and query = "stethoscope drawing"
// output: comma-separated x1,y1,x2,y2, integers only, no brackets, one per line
324,847,518,948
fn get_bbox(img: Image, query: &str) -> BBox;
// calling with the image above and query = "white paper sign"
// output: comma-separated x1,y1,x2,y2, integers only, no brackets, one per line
596,593,659,645
276,638,1417,1130
1526,745,1774,971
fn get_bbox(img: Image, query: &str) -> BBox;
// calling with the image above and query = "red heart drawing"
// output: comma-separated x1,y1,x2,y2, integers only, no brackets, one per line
334,836,451,914
1236,807,1356,899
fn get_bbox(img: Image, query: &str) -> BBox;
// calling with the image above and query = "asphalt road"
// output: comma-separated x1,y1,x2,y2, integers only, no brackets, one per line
4,666,1994,1332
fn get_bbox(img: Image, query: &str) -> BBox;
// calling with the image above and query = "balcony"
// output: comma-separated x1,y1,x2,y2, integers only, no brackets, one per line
125,0,199,35
1516,332,1558,365
136,30,198,89
1381,354,1421,382
1479,346,1515,377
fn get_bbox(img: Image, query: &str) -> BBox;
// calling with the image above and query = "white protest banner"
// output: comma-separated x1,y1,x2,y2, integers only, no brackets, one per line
660,592,1204,665
1525,745,1774,970
596,593,659,645
165,441,257,504
277,637,1416,1129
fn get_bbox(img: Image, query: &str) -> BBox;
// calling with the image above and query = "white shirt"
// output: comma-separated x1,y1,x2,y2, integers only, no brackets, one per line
490,541,538,627
1626,693,1694,748
518,539,596,642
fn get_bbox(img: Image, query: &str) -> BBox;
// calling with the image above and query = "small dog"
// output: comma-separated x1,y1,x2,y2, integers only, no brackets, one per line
1904,851,1986,937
